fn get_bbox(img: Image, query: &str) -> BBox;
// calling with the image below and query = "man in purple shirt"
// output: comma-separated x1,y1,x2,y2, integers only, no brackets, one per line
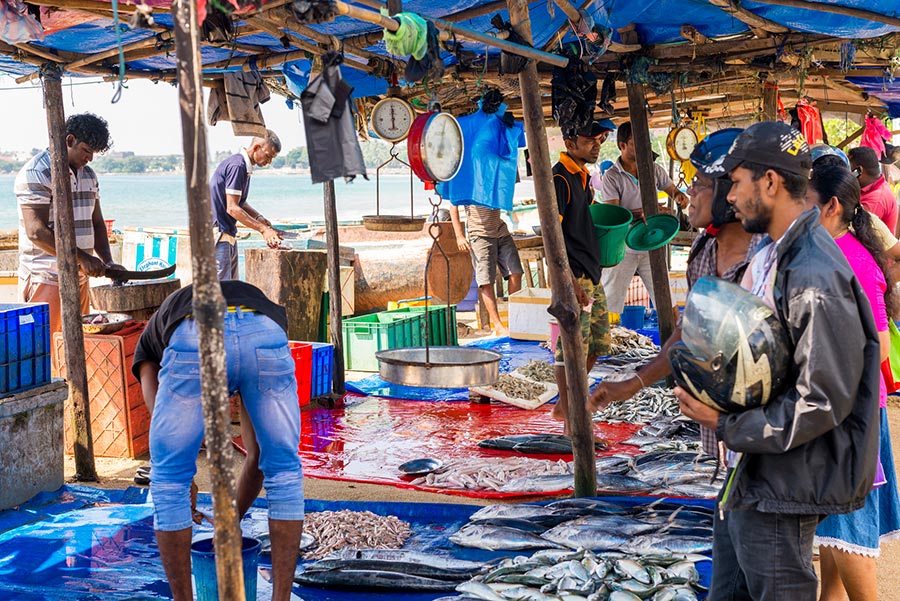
209,130,284,280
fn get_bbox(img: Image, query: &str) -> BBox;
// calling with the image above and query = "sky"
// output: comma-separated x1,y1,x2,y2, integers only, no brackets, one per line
0,75,307,155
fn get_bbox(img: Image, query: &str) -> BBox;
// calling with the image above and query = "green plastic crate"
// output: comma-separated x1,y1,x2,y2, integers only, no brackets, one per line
384,305,458,346
341,312,425,372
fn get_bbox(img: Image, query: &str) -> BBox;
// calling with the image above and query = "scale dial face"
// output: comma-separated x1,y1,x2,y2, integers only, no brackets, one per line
420,112,464,182
667,126,699,161
371,97,414,142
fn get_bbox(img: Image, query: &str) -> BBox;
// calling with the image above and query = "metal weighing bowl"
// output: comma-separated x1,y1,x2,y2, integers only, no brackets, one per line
82,312,132,335
398,457,443,477
362,215,427,232
376,347,501,388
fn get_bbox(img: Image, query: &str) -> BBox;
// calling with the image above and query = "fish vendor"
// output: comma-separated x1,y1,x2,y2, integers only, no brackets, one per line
132,280,304,601
675,122,881,599
550,119,615,434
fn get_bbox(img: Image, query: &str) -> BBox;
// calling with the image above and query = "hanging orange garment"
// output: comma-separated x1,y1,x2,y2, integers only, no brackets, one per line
795,99,824,144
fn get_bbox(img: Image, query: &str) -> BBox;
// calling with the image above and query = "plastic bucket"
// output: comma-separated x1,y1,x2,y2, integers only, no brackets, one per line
620,305,645,330
548,318,560,354
191,536,261,601
589,204,633,267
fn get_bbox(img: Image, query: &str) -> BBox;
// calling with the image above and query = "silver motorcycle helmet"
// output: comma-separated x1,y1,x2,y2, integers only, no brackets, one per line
668,276,791,413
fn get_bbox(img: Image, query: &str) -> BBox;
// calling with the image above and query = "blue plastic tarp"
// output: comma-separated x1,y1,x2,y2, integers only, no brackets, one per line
847,76,900,118
0,485,714,601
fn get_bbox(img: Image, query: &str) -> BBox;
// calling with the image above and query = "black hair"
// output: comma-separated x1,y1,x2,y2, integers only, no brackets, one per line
847,146,881,177
812,154,850,171
65,113,111,153
740,160,808,199
616,121,632,148
809,165,899,317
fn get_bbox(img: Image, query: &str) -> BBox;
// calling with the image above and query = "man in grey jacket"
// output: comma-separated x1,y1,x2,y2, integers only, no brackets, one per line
674,122,880,600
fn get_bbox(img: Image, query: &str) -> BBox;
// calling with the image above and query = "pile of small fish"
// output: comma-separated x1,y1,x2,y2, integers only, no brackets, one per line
450,498,713,555
609,327,658,356
592,386,680,424
597,451,724,498
514,360,557,383
294,549,487,591
490,374,550,402
410,456,573,492
301,510,412,559
479,434,608,455
621,417,702,453
439,547,708,601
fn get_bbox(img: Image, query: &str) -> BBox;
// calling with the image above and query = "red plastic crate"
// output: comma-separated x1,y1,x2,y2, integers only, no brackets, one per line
54,321,149,458
289,341,312,408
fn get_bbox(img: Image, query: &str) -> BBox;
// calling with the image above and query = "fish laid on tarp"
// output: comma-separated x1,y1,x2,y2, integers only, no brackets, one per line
449,523,567,551
306,549,487,579
410,456,573,492
294,568,465,590
301,510,412,559
592,385,680,424
479,433,609,454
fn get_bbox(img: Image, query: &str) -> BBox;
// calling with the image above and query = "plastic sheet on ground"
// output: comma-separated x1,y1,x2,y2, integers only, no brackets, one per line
346,337,557,401
0,486,713,601
277,394,643,498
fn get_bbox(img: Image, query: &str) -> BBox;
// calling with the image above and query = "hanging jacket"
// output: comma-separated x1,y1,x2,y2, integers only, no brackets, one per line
207,70,271,137
861,113,892,160
301,58,367,184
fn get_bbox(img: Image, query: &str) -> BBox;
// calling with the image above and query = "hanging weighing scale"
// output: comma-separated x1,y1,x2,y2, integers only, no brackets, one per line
376,104,501,388
363,93,427,232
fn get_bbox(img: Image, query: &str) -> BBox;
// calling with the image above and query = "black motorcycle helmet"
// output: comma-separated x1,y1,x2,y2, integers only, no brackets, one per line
689,128,744,228
668,277,791,413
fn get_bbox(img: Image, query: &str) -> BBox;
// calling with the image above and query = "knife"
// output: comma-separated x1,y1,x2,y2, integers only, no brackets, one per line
105,264,176,282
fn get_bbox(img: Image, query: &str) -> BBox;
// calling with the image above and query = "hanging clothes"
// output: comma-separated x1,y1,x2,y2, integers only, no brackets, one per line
207,70,271,137
301,53,367,184
793,99,824,145
436,101,525,212
0,0,43,44
861,113,892,160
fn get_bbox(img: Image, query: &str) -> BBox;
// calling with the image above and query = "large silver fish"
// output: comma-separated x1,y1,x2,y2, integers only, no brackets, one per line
450,523,566,551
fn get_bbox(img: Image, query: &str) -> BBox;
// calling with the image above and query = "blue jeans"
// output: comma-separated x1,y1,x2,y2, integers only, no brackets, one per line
149,309,304,531
215,240,238,280
710,482,821,600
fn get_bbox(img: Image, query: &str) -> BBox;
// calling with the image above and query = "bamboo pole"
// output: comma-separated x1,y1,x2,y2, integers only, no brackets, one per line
323,180,346,395
41,65,98,482
549,0,641,53
171,1,245,599
625,83,675,346
507,0,596,498
836,126,864,150
334,0,568,68
752,0,900,28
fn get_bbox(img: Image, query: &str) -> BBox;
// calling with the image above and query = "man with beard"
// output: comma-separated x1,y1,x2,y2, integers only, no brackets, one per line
674,121,881,599
550,120,614,433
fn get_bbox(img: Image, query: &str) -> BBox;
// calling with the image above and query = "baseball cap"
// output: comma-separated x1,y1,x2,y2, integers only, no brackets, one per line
719,121,812,178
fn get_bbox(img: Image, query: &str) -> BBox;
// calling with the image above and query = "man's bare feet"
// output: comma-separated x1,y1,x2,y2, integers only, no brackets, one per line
492,326,509,337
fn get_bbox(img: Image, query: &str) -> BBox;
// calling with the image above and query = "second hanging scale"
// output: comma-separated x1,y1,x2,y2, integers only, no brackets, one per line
374,99,501,388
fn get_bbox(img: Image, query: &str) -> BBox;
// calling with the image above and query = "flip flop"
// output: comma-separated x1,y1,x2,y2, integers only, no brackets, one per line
134,465,151,486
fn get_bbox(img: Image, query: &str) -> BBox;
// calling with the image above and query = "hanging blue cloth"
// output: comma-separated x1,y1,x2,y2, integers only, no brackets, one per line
436,102,525,211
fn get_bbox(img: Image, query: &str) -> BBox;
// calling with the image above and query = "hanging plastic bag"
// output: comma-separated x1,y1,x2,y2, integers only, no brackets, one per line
793,99,824,145
861,113,893,161
0,0,44,44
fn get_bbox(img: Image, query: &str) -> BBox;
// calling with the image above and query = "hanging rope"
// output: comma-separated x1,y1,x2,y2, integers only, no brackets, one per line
110,0,127,103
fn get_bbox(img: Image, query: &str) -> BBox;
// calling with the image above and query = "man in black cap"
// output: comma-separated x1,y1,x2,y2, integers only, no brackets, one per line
674,121,880,600
550,119,614,434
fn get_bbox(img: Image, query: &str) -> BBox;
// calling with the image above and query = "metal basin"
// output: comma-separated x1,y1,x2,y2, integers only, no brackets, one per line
376,347,501,388
398,457,443,477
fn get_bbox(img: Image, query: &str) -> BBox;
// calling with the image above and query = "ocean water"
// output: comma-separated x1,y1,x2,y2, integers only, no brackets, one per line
0,172,492,231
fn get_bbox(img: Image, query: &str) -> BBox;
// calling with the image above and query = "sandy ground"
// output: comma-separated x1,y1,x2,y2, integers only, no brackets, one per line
65,399,900,598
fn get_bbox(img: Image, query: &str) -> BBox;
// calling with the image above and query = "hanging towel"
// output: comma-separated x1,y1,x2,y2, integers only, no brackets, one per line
207,70,271,137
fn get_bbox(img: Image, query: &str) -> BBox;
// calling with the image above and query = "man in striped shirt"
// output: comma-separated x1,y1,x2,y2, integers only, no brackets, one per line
15,113,121,335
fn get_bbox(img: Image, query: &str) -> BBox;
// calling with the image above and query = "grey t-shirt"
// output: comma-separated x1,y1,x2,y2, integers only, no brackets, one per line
600,158,673,211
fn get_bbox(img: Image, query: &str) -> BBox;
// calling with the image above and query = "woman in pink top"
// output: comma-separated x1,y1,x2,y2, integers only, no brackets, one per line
806,166,900,601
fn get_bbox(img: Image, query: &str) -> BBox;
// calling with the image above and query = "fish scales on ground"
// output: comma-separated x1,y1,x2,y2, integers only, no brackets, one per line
445,546,707,601
592,386,680,424
300,510,412,560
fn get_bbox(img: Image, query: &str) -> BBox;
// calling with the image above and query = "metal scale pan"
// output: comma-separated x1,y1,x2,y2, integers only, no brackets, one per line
376,347,501,388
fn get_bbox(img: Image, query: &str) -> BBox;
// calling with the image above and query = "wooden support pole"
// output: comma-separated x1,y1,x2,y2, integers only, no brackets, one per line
507,0,596,498
752,0,900,28
762,82,779,120
323,180,345,395
707,0,789,36
41,66,98,482
172,1,245,598
625,83,676,346
836,126,865,150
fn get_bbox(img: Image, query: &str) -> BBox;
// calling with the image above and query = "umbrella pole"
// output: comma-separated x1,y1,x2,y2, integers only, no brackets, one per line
172,1,245,598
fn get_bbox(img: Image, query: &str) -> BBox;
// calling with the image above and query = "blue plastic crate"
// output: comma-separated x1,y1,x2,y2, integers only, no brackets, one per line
0,303,50,365
0,354,51,395
310,342,334,398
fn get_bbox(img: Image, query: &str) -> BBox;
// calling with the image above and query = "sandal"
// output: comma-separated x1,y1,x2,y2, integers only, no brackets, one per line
134,465,151,486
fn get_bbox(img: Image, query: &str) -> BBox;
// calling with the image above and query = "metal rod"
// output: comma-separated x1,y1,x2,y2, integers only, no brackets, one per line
507,0,596,498
42,65,98,482
324,179,346,394
172,1,245,598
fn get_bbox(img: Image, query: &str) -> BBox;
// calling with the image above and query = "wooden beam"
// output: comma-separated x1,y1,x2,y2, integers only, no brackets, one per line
836,126,864,150
549,0,641,52
508,0,596,498
647,33,831,60
172,0,246,599
752,0,900,29
41,65,98,482
762,81,779,120
626,82,676,347
707,0,790,36
680,25,709,44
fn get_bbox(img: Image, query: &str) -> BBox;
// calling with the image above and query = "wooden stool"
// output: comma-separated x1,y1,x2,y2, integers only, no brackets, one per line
518,246,547,288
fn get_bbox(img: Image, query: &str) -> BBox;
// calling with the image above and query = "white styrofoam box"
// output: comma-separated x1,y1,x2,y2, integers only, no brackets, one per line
669,271,688,307
509,287,553,341
322,266,356,316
